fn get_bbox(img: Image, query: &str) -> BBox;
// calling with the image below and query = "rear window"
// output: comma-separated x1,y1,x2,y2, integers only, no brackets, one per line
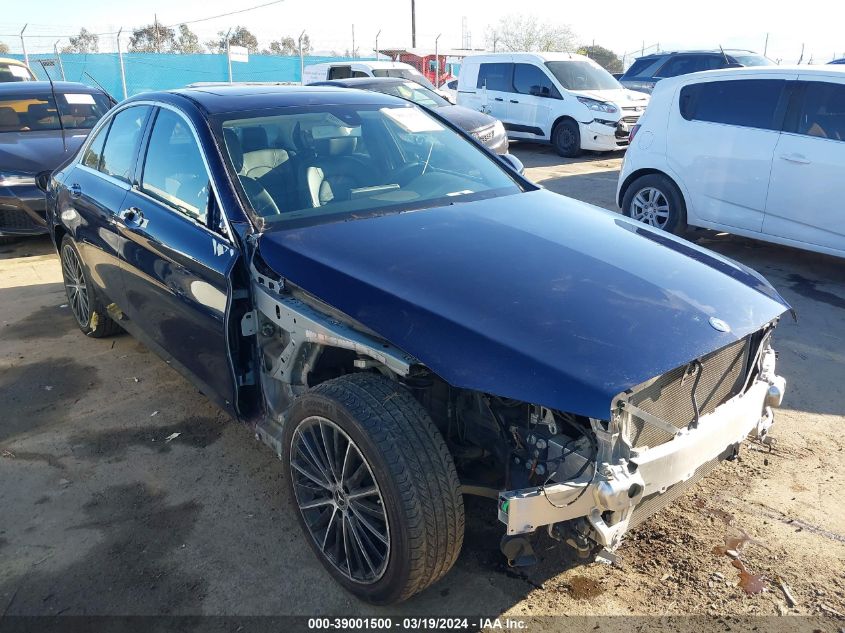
623,56,666,79
0,91,111,132
730,54,774,67
476,63,513,92
0,62,35,82
679,79,786,131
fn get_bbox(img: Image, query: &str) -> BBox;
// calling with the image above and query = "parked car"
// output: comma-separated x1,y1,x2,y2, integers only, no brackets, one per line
48,85,788,604
441,78,458,102
618,49,773,94
829,58,845,65
303,60,437,90
0,58,36,82
618,66,845,258
310,77,510,155
0,81,112,242
457,52,649,157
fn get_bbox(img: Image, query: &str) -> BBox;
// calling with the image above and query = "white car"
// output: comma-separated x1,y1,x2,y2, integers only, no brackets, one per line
617,66,845,258
457,52,649,156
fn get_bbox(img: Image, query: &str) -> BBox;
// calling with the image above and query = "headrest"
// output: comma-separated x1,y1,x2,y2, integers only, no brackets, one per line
223,128,244,172
241,126,269,152
0,107,20,128
314,136,357,156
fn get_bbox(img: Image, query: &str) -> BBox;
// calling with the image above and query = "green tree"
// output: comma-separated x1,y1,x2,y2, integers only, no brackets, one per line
264,34,311,56
578,44,623,73
62,28,99,54
487,14,577,53
206,26,259,54
174,24,203,54
128,22,176,53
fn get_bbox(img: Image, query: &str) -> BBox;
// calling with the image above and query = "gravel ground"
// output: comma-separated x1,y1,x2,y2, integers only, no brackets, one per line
1,144,843,627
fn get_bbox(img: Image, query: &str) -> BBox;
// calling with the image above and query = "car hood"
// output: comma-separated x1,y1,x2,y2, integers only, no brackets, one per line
257,190,790,419
0,130,88,173
570,87,650,107
436,105,497,133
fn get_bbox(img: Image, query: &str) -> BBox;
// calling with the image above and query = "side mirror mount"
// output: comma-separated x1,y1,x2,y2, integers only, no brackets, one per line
500,153,524,175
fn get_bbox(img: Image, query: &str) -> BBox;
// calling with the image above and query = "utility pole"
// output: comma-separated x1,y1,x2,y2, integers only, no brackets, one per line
411,0,416,48
298,30,306,83
434,33,441,88
154,14,161,53
375,29,381,61
226,28,233,82
54,40,65,80
351,24,355,59
20,24,29,67
117,28,127,99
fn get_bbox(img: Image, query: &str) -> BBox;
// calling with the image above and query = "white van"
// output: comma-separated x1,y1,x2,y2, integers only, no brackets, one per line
458,52,649,156
303,61,436,90
618,66,845,258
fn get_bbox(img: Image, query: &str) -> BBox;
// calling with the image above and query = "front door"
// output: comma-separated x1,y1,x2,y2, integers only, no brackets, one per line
763,78,845,253
116,106,240,413
508,63,559,139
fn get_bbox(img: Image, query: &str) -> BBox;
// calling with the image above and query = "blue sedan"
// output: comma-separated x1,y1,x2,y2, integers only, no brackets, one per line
47,85,789,604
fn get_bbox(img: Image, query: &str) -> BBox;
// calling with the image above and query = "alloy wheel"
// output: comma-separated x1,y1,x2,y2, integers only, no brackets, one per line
290,416,390,584
630,186,671,229
61,244,90,328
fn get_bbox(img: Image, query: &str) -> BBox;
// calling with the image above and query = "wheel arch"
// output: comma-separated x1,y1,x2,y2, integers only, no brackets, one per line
550,114,579,140
617,168,685,209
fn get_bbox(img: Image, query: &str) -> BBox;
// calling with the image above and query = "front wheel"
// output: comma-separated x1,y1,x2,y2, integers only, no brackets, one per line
622,173,688,236
60,235,122,338
552,119,582,158
282,373,464,604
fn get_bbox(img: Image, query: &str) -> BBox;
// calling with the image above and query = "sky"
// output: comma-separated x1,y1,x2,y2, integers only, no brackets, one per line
0,0,842,64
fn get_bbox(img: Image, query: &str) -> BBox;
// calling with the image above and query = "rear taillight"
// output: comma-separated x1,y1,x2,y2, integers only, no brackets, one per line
629,123,641,143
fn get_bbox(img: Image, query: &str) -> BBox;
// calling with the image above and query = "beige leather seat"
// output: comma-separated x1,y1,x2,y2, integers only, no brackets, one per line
240,126,290,179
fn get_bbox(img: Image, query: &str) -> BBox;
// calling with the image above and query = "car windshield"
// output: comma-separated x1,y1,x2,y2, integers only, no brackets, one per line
372,68,437,90
545,61,621,91
219,103,521,228
0,91,111,132
0,62,35,82
730,53,774,67
373,82,449,108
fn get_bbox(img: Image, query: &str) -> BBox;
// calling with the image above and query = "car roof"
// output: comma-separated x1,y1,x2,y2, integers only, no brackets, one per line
0,57,30,66
312,77,414,89
0,80,101,95
634,49,759,60
655,65,845,87
463,51,592,64
134,84,411,115
306,60,414,69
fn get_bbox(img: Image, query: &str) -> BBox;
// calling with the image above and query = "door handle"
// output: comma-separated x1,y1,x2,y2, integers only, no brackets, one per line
69,183,82,198
779,153,811,165
493,97,504,102
510,99,519,104
118,206,145,226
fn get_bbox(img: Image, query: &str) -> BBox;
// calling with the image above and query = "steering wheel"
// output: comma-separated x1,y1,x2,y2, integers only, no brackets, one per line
391,162,426,187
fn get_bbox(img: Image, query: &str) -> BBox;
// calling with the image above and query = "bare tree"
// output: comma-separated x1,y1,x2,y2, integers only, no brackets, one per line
487,14,577,53
174,24,203,54
128,22,176,53
62,28,99,54
264,35,310,56
206,26,259,54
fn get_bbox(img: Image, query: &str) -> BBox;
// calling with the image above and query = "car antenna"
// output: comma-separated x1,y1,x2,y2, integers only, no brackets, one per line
38,60,66,153
84,71,118,106
719,45,731,65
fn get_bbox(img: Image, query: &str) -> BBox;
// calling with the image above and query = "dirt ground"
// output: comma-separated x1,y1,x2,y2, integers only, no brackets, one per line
1,144,844,627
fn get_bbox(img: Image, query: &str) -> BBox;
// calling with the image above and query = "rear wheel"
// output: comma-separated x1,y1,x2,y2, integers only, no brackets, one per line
282,373,464,604
552,119,582,158
60,235,122,338
622,173,688,236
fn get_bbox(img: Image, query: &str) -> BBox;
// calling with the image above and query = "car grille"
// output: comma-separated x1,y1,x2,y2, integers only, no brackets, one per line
473,126,496,144
0,207,40,231
624,337,751,449
621,116,639,124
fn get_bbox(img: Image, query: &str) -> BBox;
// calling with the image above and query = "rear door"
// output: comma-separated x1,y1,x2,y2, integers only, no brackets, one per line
667,76,791,231
65,104,152,304
508,63,561,139
116,105,240,413
763,77,845,252
476,61,513,121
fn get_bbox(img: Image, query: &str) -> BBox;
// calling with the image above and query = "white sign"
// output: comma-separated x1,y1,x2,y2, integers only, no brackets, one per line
228,45,249,63
9,64,31,79
64,93,96,105
381,107,444,133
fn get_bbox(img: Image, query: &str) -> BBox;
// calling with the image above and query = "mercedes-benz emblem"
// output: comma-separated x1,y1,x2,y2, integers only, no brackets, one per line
709,317,731,333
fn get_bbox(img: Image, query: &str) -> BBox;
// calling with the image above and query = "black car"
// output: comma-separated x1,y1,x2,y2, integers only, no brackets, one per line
0,81,112,242
311,77,510,155
619,49,773,94
47,85,788,604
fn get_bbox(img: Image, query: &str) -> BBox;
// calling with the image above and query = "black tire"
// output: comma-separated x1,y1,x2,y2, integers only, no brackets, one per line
60,235,122,338
552,119,582,158
621,173,688,236
0,236,20,245
282,373,464,604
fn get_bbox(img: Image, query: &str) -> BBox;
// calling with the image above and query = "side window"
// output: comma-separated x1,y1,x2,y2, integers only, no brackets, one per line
476,63,514,92
656,55,721,78
513,63,559,98
679,79,785,130
351,71,369,78
100,106,151,183
328,66,352,80
141,109,210,224
793,81,845,141
624,57,664,78
81,121,109,169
